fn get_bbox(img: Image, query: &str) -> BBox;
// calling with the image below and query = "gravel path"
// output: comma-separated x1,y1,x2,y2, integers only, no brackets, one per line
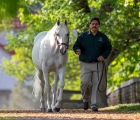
0,109,140,120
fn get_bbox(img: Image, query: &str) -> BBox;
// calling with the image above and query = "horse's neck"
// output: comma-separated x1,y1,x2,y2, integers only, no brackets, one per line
44,25,58,51
50,24,57,33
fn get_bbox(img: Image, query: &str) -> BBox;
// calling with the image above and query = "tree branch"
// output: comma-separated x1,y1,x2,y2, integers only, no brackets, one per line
72,0,90,13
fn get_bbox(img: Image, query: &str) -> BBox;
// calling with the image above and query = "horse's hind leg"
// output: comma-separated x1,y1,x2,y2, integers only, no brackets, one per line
38,69,46,112
52,73,59,112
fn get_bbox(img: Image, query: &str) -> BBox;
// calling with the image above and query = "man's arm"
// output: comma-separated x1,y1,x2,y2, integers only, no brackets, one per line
101,36,112,59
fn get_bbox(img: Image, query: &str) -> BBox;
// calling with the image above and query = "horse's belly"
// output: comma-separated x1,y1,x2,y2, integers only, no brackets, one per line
43,57,67,72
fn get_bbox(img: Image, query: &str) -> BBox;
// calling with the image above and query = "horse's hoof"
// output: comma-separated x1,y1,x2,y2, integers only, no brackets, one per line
47,109,53,112
54,107,60,112
40,108,46,112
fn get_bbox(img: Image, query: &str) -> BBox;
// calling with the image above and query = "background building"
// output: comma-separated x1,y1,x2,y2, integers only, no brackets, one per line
0,32,17,109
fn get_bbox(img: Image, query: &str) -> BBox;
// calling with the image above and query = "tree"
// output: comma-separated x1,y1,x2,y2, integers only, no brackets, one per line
0,0,29,30
1,0,140,107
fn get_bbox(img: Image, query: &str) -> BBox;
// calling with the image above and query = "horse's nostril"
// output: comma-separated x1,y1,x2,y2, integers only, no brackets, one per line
60,49,66,55
63,50,66,55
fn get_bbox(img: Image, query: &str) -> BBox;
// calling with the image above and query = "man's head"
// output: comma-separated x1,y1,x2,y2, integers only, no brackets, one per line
89,17,100,33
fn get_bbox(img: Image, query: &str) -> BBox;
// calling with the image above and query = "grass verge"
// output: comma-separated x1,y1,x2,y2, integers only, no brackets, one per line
100,103,140,113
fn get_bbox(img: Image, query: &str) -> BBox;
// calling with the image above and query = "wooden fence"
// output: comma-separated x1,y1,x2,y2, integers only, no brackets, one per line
61,77,140,108
107,77,140,106
62,90,82,109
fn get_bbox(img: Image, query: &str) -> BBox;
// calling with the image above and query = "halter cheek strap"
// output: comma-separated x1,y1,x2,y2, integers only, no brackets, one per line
54,33,69,49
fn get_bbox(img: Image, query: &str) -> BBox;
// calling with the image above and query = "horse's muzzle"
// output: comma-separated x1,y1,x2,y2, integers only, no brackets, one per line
60,49,66,55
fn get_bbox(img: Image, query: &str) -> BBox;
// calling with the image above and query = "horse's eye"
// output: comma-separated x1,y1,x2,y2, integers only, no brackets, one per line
67,33,69,36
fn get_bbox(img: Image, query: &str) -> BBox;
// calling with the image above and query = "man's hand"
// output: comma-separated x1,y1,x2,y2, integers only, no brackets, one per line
97,56,104,62
76,49,81,55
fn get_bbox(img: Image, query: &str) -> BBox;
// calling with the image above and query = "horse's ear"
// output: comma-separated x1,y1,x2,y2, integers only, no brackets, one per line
64,20,67,25
57,20,60,26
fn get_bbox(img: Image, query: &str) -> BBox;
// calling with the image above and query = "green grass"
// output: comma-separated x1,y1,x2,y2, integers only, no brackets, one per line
101,103,140,113
0,118,17,120
0,118,24,120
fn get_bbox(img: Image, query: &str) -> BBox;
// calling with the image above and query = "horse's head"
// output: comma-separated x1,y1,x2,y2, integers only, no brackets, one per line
54,20,69,55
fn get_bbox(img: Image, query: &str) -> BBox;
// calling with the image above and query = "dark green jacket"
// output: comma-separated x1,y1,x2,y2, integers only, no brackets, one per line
73,30,112,62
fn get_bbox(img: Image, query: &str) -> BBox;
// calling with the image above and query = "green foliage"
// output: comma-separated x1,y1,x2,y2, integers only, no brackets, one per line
97,0,140,87
2,30,35,80
108,43,140,87
70,94,82,100
0,0,140,90
0,0,29,31
0,0,28,20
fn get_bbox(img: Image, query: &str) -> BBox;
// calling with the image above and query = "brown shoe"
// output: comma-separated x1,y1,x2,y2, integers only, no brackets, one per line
83,102,88,110
92,107,98,112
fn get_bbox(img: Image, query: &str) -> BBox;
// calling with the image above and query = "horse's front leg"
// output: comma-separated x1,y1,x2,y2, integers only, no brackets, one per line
54,67,65,111
42,65,52,112
52,73,59,106
52,73,59,112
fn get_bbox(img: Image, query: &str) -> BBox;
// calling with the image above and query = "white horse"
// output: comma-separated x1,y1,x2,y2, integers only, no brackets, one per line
32,20,69,112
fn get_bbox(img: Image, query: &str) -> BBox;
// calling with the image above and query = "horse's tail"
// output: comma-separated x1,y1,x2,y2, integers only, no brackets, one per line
32,69,41,99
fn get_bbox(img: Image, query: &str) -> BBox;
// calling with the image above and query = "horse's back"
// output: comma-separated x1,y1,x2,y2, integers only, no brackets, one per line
32,31,48,68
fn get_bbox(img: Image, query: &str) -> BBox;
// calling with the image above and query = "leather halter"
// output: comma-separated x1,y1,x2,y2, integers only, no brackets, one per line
54,33,69,49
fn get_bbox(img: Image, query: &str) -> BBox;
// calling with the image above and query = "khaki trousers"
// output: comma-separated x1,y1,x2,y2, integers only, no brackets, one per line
80,61,103,108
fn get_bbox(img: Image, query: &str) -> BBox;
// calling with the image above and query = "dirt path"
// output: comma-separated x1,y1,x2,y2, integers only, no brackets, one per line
0,109,140,120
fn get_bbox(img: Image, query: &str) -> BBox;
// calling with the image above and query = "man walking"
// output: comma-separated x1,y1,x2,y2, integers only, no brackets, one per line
73,17,112,112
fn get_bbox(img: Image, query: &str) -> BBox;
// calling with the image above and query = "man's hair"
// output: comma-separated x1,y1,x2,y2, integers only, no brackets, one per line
89,17,100,25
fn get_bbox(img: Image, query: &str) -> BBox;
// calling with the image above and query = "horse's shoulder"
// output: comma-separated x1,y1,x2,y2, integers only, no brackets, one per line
34,31,48,45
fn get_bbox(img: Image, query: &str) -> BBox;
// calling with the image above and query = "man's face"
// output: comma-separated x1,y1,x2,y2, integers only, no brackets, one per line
89,20,100,33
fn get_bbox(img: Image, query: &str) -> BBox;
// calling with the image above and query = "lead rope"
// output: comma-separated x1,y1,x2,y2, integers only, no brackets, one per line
97,61,107,92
